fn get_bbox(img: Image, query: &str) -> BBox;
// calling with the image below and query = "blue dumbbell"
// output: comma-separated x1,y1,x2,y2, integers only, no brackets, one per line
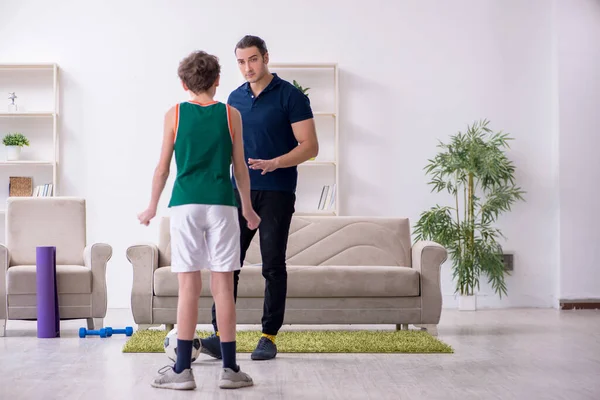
79,327,109,338
105,326,134,337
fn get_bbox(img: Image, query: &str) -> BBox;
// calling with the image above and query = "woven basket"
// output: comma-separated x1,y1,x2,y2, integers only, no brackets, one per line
9,176,33,197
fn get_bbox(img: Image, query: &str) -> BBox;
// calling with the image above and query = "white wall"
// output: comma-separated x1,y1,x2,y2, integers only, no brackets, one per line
0,0,563,308
557,0,600,302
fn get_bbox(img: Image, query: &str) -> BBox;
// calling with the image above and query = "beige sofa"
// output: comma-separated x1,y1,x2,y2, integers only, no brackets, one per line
0,197,112,336
126,216,447,335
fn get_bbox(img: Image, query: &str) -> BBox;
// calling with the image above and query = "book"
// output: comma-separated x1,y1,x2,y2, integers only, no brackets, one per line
323,184,333,209
32,183,53,197
318,185,330,210
327,184,336,210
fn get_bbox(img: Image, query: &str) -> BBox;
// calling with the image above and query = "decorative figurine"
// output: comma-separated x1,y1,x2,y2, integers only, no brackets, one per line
8,92,18,112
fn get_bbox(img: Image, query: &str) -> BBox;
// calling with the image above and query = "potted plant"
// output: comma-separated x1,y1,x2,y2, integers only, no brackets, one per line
3,132,30,161
293,80,314,161
413,119,525,310
293,80,310,96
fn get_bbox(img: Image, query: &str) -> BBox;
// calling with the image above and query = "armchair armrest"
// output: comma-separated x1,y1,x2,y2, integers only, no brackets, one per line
0,244,8,323
412,241,447,324
84,243,112,319
126,243,158,325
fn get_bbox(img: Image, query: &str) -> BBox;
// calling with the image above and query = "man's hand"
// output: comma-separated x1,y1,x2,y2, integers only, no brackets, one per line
248,158,279,175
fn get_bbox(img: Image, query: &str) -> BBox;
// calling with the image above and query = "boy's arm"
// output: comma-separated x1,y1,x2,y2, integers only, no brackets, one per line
230,106,252,213
147,106,176,212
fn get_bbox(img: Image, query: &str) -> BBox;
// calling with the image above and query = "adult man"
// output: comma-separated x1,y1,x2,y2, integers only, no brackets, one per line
201,35,319,360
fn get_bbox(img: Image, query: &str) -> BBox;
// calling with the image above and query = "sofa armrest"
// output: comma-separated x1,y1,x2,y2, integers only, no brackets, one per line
412,241,447,324
126,243,158,325
0,244,8,321
84,243,112,318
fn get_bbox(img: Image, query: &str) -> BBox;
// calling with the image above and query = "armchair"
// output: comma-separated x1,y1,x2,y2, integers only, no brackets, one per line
0,197,112,336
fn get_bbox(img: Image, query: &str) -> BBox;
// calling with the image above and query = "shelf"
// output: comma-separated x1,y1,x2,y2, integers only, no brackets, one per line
0,112,55,118
300,161,336,167
294,210,337,216
0,63,57,70
270,63,337,69
268,62,338,217
0,161,54,166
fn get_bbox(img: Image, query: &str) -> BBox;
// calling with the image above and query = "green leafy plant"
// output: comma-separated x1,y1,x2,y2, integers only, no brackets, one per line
293,79,310,96
413,119,525,298
3,132,29,147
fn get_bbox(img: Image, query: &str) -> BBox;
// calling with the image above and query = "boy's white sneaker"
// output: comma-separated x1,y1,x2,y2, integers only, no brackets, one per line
219,367,254,389
151,365,196,390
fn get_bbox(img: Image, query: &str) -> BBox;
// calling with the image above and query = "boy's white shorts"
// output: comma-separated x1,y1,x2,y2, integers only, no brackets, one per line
169,204,241,273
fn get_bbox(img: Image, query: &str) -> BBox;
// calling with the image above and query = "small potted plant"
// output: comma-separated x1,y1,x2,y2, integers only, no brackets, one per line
3,132,30,161
293,80,314,160
293,80,310,96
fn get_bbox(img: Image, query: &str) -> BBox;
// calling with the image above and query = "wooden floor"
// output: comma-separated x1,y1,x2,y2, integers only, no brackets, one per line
1,308,599,399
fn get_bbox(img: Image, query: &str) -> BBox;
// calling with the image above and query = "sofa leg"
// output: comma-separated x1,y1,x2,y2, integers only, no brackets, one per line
165,323,174,331
138,324,161,331
0,319,5,337
415,324,438,336
396,324,409,331
87,318,103,330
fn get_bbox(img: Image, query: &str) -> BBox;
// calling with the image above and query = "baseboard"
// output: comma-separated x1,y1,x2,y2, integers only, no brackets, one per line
442,294,554,309
559,299,600,310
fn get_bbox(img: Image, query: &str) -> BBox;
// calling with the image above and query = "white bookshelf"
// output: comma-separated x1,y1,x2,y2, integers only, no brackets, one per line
0,63,59,217
269,62,339,216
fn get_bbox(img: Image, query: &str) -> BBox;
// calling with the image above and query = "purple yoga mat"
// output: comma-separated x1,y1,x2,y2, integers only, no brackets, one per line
36,246,60,338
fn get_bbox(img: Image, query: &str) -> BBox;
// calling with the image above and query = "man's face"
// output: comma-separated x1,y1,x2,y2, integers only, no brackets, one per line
236,46,268,83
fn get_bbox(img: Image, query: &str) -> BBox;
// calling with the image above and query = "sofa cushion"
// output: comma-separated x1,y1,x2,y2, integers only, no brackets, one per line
153,265,419,297
7,265,92,295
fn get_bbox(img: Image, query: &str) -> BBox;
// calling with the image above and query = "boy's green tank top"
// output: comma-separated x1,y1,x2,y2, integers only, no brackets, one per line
168,101,237,208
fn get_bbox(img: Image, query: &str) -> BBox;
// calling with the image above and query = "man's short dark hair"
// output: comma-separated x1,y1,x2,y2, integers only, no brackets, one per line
177,51,220,94
235,35,268,56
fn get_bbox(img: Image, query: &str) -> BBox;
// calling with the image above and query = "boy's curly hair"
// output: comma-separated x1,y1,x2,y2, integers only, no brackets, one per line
178,51,220,93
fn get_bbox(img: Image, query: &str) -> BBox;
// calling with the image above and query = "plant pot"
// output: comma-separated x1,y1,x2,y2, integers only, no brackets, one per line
458,294,477,311
6,146,21,161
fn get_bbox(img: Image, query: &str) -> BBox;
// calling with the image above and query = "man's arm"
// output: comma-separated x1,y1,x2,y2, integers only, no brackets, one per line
248,86,319,174
248,118,318,174
274,118,319,168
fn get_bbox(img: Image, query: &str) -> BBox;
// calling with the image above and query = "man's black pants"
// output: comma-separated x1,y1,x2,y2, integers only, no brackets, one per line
211,189,295,335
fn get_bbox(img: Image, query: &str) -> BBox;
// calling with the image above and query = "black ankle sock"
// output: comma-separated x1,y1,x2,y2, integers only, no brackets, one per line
220,341,239,372
174,339,193,373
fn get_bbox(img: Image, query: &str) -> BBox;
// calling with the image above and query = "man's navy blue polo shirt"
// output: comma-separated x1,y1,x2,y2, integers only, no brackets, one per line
228,73,313,193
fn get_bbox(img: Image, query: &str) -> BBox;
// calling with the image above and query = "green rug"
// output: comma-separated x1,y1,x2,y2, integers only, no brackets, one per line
122,330,453,354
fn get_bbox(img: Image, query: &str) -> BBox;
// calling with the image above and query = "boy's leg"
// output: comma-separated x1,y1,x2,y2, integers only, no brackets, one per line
151,271,201,390
175,271,202,372
211,271,237,366
252,191,295,360
210,207,257,330
211,271,253,389
205,205,253,389
203,191,258,359
152,204,206,391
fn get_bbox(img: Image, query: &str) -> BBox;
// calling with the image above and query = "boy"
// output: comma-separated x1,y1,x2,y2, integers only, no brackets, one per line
137,50,260,390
